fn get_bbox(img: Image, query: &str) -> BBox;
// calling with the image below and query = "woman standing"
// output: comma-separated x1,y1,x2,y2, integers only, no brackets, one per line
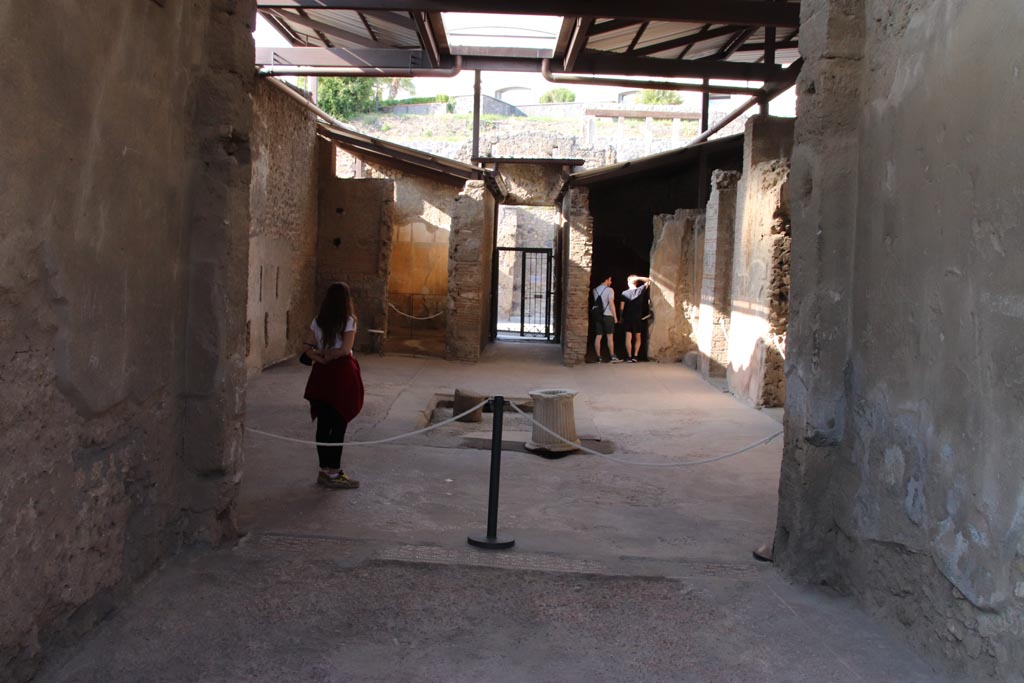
302,282,364,489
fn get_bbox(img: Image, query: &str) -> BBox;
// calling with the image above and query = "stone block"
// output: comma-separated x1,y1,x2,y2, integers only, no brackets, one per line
453,388,485,422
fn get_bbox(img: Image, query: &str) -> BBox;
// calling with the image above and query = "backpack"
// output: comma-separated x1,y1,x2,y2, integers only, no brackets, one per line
589,285,605,318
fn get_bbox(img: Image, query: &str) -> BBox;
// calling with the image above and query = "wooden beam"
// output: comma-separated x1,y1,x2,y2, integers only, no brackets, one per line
256,1,802,28
562,16,593,72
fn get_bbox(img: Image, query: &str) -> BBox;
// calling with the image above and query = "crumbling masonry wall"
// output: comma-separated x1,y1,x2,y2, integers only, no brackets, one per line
727,116,793,407
778,0,1024,678
561,189,593,365
246,79,318,375
697,171,741,377
0,1,254,678
317,169,393,352
446,181,490,361
648,210,704,362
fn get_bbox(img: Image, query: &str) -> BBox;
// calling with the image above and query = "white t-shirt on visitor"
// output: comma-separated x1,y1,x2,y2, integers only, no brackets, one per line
592,284,614,316
311,316,357,351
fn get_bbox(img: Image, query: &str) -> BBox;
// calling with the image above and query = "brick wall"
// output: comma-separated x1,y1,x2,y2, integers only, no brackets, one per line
446,181,488,361
561,188,593,365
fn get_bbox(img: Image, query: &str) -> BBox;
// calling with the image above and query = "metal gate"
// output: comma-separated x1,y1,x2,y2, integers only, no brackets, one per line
495,247,554,339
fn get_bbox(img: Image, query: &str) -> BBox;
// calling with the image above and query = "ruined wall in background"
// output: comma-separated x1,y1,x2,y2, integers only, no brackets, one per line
446,181,488,361
317,177,393,351
648,209,704,362
561,189,592,365
727,117,793,407
246,80,317,376
0,1,254,678
779,0,1024,678
697,171,741,377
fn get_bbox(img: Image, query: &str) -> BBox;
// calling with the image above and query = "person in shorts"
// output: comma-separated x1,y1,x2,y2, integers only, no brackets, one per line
591,275,622,363
619,275,651,362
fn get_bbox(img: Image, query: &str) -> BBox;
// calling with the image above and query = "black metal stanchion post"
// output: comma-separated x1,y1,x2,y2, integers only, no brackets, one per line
468,395,515,550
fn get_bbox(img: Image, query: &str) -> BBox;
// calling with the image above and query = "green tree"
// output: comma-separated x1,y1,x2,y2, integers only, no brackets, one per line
317,77,377,119
539,87,576,103
638,89,683,105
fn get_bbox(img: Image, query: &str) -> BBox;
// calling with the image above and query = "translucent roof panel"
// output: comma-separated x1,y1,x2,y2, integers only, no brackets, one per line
441,13,563,58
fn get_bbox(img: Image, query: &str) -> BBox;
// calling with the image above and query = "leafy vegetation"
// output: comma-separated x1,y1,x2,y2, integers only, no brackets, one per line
539,87,576,103
638,89,683,105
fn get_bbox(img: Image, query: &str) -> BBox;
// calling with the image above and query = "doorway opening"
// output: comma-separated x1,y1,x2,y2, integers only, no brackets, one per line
495,247,554,340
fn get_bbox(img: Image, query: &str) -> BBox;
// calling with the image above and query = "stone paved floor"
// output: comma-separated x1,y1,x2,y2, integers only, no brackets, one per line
38,343,960,682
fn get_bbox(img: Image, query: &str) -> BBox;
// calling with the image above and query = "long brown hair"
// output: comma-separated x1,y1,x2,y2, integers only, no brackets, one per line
316,282,356,348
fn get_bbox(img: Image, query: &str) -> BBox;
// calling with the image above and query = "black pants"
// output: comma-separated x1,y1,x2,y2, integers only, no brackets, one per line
312,400,348,470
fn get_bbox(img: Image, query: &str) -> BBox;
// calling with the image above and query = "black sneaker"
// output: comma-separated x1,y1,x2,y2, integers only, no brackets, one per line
609,355,623,364
627,357,637,363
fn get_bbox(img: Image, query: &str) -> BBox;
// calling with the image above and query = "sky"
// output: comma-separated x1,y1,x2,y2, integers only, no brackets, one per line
253,14,795,116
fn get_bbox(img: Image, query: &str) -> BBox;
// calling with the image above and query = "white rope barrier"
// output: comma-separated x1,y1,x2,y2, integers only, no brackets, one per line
245,395,784,467
507,401,783,468
388,302,445,321
245,399,488,447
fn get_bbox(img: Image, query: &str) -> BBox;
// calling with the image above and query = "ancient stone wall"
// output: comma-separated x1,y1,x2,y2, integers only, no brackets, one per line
0,1,254,678
697,171,741,377
648,210,704,362
316,176,393,351
779,0,1024,678
727,116,793,407
446,181,489,361
561,189,593,365
246,79,318,376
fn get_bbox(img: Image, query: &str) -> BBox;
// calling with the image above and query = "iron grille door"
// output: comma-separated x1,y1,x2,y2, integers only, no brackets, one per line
495,247,554,340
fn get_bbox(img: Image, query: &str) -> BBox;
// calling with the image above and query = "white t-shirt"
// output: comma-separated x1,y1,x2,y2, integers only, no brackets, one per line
592,284,614,316
620,282,649,302
311,316,357,350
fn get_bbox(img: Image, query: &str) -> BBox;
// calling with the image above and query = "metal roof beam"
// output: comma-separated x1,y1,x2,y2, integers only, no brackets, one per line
361,9,417,30
412,11,441,65
266,9,383,49
256,47,426,67
630,24,738,58
569,53,791,81
562,17,594,72
589,19,642,36
256,1,802,28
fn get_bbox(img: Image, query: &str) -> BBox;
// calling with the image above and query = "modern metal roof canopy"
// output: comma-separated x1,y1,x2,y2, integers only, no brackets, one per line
255,0,801,94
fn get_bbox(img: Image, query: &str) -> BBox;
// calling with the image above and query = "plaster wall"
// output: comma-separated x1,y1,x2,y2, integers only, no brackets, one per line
779,0,1024,677
0,1,254,677
727,117,793,407
561,189,593,366
382,172,457,333
246,79,318,376
316,176,393,351
648,210,704,362
697,171,741,377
